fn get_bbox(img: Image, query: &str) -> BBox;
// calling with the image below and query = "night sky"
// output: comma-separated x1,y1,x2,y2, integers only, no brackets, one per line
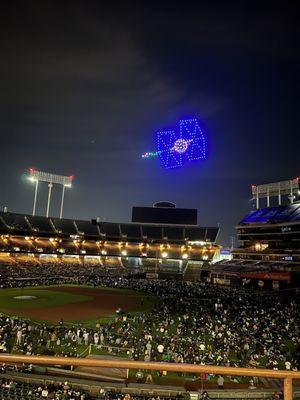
0,1,299,245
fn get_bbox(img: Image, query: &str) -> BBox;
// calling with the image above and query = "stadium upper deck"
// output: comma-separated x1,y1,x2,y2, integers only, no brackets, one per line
0,211,218,242
208,202,300,289
238,202,300,225
0,211,219,261
236,202,300,252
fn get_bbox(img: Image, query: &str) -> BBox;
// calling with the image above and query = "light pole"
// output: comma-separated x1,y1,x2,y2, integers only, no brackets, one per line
32,179,39,216
60,184,66,219
46,182,53,218
27,169,73,218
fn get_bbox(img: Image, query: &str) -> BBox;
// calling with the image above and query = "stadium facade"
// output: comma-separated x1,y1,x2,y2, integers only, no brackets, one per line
1,199,300,289
0,203,219,280
208,202,300,289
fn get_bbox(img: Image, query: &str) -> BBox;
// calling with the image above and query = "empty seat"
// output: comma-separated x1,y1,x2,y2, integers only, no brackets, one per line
120,224,141,239
255,207,282,222
289,208,300,221
163,226,184,241
141,225,162,240
273,204,300,222
76,220,100,236
239,208,269,224
185,227,206,241
27,215,55,233
99,222,121,239
0,213,30,231
51,218,78,235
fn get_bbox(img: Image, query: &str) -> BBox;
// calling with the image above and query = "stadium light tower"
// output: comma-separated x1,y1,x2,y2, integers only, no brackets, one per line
252,178,300,209
28,169,73,218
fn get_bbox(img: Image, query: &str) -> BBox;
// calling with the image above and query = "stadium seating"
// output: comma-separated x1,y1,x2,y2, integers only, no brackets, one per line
27,215,55,233
141,225,163,240
0,212,219,247
51,217,78,235
0,213,30,231
99,222,121,239
101,256,122,268
185,227,206,241
76,219,100,237
120,224,142,240
272,203,300,222
163,226,184,241
239,202,300,224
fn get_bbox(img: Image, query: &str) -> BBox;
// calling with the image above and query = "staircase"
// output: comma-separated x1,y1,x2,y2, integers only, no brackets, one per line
183,261,203,281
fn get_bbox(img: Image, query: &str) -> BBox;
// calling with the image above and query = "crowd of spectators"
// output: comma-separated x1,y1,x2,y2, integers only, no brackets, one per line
0,265,299,372
0,259,118,288
0,257,298,400
0,376,89,399
1,375,190,399
0,376,283,399
100,394,186,400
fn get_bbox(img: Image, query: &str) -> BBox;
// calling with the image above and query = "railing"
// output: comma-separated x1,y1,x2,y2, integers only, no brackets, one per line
0,354,300,399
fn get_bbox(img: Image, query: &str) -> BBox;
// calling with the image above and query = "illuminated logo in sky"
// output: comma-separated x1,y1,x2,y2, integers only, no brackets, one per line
142,118,207,169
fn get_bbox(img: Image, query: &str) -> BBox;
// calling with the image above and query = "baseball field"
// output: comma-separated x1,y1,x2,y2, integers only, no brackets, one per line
0,285,156,324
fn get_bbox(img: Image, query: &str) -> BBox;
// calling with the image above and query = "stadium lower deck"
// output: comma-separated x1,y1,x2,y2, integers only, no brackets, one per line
0,206,299,399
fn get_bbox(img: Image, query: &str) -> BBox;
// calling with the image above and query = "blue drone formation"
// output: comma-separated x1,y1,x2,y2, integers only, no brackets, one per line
142,118,207,169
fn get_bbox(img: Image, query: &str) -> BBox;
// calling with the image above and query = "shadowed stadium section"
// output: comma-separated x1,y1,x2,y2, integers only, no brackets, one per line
0,203,218,245
0,203,219,263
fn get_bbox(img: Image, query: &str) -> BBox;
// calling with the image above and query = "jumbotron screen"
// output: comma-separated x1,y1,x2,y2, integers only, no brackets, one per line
132,206,198,225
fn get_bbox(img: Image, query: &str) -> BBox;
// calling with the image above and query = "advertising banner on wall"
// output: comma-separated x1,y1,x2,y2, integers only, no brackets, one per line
240,272,291,282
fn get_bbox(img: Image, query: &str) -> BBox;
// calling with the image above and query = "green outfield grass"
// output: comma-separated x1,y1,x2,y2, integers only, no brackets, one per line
0,287,91,310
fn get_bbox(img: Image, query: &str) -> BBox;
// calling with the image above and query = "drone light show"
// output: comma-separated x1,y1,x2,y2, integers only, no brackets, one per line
142,118,207,169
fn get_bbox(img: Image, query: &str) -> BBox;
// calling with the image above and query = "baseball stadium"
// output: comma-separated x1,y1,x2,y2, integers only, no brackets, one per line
0,3,299,399
0,180,300,400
